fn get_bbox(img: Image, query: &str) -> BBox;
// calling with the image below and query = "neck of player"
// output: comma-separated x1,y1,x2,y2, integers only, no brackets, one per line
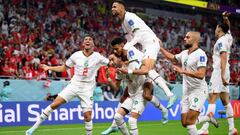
83,49,93,57
188,44,198,54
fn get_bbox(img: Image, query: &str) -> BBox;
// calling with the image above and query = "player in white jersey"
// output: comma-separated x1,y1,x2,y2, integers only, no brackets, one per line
26,35,111,135
160,31,219,135
101,37,168,135
198,12,237,135
111,0,177,109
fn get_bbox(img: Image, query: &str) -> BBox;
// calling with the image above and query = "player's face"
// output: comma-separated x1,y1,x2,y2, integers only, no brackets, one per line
112,2,122,17
112,44,123,57
83,36,94,50
183,32,193,49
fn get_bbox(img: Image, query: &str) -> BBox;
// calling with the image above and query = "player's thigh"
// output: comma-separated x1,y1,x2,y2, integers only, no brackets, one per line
143,82,153,97
51,96,67,109
141,36,160,62
78,91,94,113
189,92,207,113
131,98,146,117
208,93,220,104
77,82,95,113
120,87,129,103
186,109,200,125
220,92,230,106
58,83,77,103
209,69,229,93
181,96,189,114
120,97,133,114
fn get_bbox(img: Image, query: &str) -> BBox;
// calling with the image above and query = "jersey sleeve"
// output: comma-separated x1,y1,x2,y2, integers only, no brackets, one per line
217,39,228,53
197,51,207,68
65,53,75,68
125,13,139,32
175,51,183,63
98,53,110,66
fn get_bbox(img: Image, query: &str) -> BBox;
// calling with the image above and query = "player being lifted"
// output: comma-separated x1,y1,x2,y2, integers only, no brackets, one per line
102,37,168,135
111,0,177,109
160,31,219,135
198,12,237,135
26,35,111,135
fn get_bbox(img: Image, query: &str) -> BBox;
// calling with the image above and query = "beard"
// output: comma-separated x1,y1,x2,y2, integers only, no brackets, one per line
112,12,119,18
184,44,192,49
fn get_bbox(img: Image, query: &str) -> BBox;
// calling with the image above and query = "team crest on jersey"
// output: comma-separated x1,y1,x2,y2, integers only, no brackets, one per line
84,60,88,67
200,56,205,62
128,20,134,26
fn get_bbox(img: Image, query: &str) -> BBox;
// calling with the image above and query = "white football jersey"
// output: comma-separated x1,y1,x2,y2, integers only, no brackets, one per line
122,12,156,41
66,51,109,84
175,48,208,95
212,31,233,70
117,46,145,97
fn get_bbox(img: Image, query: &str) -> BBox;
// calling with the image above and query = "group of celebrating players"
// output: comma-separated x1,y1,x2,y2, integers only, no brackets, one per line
26,0,237,135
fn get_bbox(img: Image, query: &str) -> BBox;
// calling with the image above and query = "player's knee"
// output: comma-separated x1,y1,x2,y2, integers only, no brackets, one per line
143,92,152,101
181,121,187,128
83,113,92,122
143,83,153,101
50,103,59,110
114,113,123,122
185,118,195,126
128,117,137,128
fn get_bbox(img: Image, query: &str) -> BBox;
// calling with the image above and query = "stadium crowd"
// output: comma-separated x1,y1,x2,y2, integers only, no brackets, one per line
0,0,239,84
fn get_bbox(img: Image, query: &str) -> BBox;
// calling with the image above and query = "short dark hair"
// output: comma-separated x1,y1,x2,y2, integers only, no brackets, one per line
84,34,93,39
218,23,229,34
113,0,126,8
111,37,125,46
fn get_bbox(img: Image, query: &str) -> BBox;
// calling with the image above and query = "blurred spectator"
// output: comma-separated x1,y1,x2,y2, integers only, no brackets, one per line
0,81,13,101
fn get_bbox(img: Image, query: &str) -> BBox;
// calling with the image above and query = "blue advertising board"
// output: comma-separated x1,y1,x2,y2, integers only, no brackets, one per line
0,100,225,127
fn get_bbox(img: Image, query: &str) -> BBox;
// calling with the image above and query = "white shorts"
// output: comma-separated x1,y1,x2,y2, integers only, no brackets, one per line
58,81,96,113
181,91,207,113
121,96,146,115
209,69,230,93
139,35,160,60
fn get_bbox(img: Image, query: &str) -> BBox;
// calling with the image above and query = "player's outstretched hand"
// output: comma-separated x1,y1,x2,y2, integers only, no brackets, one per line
222,77,229,86
172,65,183,74
222,11,230,17
40,64,50,71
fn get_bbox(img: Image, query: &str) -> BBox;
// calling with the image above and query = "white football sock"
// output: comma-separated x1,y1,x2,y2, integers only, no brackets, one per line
148,70,173,97
114,113,129,135
201,103,216,130
187,124,197,135
85,120,93,135
129,117,138,135
196,115,210,124
151,96,165,110
111,103,121,128
30,105,54,132
225,103,235,130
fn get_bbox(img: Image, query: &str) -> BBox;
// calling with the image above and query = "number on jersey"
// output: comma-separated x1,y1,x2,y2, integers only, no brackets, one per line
82,68,88,76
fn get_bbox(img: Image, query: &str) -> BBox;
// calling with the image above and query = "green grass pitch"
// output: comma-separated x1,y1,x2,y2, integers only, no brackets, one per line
0,119,239,135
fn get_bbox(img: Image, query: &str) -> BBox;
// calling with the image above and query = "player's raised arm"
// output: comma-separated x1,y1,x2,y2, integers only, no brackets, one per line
160,47,178,63
222,11,231,29
40,64,68,72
